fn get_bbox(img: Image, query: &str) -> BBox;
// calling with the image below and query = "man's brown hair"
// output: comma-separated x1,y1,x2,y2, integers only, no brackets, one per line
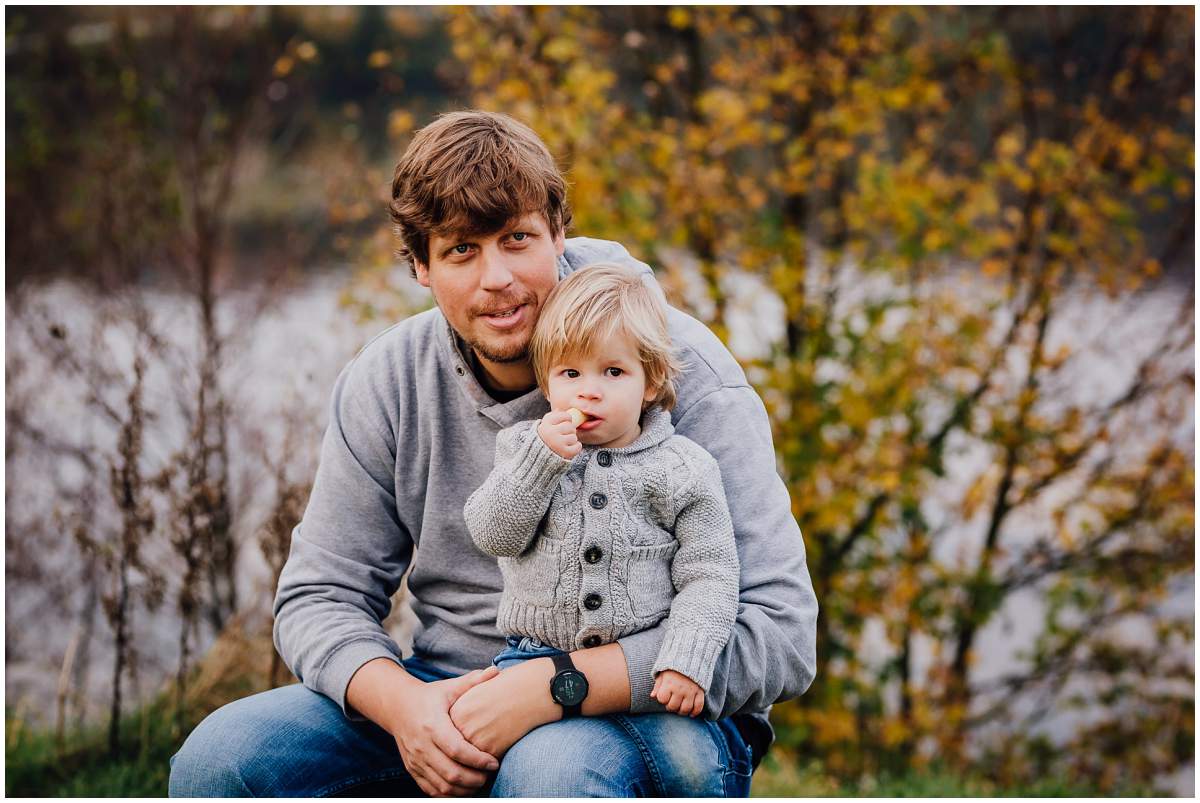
390,110,573,276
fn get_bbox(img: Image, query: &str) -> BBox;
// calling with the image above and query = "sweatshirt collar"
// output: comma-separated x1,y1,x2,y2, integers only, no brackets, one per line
437,314,548,428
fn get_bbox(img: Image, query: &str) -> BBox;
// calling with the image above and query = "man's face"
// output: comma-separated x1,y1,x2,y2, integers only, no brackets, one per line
414,213,565,366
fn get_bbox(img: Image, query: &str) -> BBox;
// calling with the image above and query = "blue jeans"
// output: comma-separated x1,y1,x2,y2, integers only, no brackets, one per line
169,644,754,797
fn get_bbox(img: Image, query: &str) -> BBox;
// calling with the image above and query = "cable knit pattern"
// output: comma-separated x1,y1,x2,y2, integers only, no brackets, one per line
464,406,740,692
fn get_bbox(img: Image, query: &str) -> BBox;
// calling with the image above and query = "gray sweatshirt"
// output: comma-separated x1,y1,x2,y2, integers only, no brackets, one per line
463,406,740,693
273,237,818,737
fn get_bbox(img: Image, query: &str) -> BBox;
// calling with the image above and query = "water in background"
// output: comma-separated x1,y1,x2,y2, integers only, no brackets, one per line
4,264,1193,791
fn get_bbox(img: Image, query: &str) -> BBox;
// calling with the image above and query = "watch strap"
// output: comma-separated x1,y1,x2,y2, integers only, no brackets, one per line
551,652,584,718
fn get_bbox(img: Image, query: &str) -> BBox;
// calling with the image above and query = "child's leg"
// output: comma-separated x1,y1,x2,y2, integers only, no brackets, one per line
491,635,565,671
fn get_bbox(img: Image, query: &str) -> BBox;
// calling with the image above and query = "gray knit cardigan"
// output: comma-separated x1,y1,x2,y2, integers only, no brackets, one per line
463,405,740,691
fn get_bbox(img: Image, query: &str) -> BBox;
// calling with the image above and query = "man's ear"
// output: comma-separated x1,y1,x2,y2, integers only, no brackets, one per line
553,227,566,257
413,259,431,288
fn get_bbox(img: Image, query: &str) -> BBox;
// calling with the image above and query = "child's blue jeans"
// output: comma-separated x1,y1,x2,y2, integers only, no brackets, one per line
169,641,754,797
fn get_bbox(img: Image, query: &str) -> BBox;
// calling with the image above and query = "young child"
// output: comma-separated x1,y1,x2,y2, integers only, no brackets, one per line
464,262,740,717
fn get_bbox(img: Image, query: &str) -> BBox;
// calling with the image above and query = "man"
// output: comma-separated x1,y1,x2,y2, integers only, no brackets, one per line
169,110,817,797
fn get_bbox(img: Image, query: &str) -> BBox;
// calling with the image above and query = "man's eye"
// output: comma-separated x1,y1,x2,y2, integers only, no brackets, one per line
606,367,624,377
511,232,527,241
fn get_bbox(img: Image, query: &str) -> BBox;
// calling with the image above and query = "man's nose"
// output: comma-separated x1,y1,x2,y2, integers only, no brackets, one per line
477,244,514,291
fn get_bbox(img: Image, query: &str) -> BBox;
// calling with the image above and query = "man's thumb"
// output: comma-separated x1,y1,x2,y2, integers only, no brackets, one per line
444,665,500,703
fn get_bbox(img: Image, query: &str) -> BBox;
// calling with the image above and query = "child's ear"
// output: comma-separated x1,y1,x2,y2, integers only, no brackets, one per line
643,381,659,405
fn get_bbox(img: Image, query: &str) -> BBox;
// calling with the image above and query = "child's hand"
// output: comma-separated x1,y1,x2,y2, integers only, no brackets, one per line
651,670,705,717
537,410,583,460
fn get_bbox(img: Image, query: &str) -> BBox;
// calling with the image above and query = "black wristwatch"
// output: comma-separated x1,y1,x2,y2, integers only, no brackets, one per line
549,652,589,718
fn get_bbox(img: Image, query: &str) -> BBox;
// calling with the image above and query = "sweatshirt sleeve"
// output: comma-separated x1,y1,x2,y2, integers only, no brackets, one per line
618,385,819,719
463,423,574,557
651,453,740,693
272,349,411,720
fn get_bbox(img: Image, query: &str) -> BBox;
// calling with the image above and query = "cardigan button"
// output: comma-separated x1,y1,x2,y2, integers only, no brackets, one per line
597,451,612,467
584,593,602,610
584,546,603,564
589,492,608,510
582,635,602,648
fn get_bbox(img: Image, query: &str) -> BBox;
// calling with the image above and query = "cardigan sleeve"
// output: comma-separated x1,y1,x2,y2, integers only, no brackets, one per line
464,421,575,558
650,450,740,692
618,385,818,719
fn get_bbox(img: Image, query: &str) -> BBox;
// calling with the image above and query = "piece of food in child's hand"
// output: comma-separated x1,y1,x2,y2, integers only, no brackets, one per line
567,407,588,427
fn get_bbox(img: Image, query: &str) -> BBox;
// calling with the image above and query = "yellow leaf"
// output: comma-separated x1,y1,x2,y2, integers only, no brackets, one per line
543,36,578,62
387,110,414,139
881,716,908,747
296,41,318,62
961,467,997,519
996,132,1022,159
922,229,947,252
981,258,1006,278
668,7,691,29
879,471,900,492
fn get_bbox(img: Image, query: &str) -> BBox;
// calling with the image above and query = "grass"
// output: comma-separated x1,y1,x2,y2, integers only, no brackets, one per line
5,701,183,797
6,615,274,798
749,750,1157,797
9,716,1158,798
4,620,1164,797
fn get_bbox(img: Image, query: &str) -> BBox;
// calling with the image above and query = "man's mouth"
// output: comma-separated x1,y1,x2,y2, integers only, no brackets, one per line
478,304,526,330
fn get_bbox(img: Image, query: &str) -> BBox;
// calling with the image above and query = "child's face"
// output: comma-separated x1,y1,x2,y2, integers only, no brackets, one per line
544,330,658,450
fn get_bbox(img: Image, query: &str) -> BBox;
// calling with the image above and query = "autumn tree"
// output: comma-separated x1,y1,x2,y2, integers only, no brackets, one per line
5,5,326,739
420,5,1193,789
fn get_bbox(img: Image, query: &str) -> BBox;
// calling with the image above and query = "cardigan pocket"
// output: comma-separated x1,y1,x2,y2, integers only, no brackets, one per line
626,541,679,618
502,538,562,607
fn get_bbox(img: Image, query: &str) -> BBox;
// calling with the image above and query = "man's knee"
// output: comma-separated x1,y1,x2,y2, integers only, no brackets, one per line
492,714,741,797
169,684,337,797
169,700,257,797
491,719,640,797
636,714,740,796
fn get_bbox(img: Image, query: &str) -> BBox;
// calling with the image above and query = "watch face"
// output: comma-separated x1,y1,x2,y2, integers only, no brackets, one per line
551,669,589,706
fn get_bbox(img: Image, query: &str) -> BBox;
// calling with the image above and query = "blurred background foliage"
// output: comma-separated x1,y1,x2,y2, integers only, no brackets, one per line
5,5,1194,796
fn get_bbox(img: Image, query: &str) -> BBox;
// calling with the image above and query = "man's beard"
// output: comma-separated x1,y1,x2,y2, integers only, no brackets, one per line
464,332,530,364
462,291,537,364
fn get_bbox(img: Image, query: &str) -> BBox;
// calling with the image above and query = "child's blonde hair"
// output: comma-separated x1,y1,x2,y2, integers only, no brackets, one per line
530,262,683,411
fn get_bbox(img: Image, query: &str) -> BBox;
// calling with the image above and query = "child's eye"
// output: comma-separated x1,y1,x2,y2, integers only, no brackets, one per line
605,367,624,377
564,369,580,378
